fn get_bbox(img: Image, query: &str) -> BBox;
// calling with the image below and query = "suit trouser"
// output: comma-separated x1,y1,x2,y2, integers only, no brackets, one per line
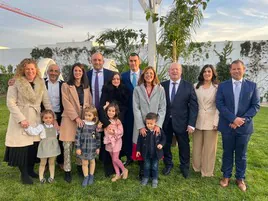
221,132,251,179
192,129,218,176
122,114,134,159
55,112,64,165
163,118,190,170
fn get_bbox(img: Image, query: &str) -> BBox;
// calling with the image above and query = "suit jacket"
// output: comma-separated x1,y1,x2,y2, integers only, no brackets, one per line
136,129,166,160
161,79,198,134
194,83,219,130
60,83,92,142
132,84,166,143
41,79,64,113
216,79,260,135
86,68,113,94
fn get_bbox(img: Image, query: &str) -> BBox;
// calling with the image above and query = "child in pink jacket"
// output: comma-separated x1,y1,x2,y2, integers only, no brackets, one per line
103,102,128,182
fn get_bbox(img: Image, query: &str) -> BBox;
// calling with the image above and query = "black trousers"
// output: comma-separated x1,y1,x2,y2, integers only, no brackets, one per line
55,112,64,165
99,132,115,176
163,118,190,170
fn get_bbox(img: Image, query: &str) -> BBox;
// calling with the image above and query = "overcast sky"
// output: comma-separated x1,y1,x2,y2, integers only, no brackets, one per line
1,0,268,48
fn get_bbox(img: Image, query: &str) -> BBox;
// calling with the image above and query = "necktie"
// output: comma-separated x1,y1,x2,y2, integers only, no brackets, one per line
171,82,177,103
132,73,137,88
95,71,100,109
234,81,241,115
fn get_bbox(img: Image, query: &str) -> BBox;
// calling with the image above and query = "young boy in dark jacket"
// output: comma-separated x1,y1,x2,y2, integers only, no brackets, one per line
136,112,166,188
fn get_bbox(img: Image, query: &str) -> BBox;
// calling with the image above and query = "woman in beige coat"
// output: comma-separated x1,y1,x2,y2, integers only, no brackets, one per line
4,58,52,184
192,64,219,177
60,63,92,183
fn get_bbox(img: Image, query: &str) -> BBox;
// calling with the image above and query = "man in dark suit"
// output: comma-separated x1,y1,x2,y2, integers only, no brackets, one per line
86,52,114,177
42,64,64,169
216,60,260,192
121,53,142,168
161,63,198,178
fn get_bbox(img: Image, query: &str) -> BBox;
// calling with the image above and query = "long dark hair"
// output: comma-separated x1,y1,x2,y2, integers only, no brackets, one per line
105,102,120,120
196,64,219,89
67,63,89,89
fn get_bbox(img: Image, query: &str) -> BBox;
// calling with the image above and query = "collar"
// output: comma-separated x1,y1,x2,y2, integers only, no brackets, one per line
232,78,243,84
46,78,60,84
130,69,140,75
43,123,54,128
170,78,181,85
93,68,103,73
83,120,95,125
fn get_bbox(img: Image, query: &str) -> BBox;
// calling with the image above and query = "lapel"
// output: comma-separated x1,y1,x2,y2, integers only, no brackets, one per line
140,84,150,105
88,70,93,86
237,79,246,114
197,84,215,110
162,80,170,105
69,85,80,110
126,70,133,89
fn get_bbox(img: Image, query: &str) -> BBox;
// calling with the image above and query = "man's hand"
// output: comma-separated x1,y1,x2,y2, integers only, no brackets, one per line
186,126,195,134
233,117,245,127
76,149,82,155
157,144,163,149
96,149,100,155
139,127,147,137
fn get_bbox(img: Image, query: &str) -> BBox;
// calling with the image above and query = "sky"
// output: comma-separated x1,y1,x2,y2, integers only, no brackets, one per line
0,0,268,48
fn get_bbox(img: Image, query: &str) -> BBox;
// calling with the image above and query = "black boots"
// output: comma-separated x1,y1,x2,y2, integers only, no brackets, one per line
19,166,33,185
77,165,84,178
64,171,72,183
28,164,39,178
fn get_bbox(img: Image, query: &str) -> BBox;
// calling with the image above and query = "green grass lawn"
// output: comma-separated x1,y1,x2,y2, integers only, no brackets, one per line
0,95,267,201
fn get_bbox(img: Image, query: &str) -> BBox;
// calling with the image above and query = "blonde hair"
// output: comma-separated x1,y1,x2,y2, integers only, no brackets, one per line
15,58,42,79
83,105,98,124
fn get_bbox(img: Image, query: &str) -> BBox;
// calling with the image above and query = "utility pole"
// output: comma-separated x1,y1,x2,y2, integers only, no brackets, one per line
139,0,162,69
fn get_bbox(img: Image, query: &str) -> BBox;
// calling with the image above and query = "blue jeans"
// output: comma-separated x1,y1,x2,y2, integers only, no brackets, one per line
144,155,159,180
221,132,251,179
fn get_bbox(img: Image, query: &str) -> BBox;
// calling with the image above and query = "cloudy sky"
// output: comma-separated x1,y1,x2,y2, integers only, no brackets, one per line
0,0,268,48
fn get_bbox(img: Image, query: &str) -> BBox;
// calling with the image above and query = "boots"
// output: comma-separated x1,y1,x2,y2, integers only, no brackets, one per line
28,164,38,178
64,171,72,183
19,166,33,185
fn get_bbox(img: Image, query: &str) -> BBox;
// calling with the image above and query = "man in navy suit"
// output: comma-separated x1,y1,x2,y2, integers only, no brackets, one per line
161,63,198,178
121,53,142,169
86,52,114,177
216,60,260,192
87,52,113,109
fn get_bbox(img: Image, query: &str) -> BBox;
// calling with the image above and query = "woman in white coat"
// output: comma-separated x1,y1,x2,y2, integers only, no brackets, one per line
132,66,166,179
4,58,52,184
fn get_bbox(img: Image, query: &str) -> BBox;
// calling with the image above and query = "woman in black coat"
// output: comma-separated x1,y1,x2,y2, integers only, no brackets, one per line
99,72,130,177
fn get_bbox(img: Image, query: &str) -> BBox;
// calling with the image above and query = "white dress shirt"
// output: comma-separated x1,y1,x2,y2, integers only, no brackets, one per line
130,69,140,85
169,79,181,101
46,78,61,113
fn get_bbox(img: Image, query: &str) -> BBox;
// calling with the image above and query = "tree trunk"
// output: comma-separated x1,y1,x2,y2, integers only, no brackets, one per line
172,40,177,62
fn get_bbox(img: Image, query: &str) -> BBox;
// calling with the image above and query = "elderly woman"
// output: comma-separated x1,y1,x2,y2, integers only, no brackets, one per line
132,66,166,179
4,58,52,184
192,64,219,177
60,63,92,183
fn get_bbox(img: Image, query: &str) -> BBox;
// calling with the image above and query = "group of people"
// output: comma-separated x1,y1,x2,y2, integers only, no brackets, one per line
4,53,260,191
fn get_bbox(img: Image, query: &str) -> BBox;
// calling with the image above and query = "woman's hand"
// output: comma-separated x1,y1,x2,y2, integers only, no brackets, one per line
54,120,60,131
75,117,84,128
20,120,29,128
153,125,160,135
213,125,218,130
139,127,147,137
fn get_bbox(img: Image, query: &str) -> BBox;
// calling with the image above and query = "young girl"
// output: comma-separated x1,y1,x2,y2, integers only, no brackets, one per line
103,102,128,182
75,106,101,187
25,109,61,184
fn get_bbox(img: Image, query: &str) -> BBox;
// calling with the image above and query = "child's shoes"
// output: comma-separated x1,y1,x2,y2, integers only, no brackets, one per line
82,176,89,187
111,175,121,182
122,168,128,179
88,174,94,185
40,178,46,184
152,179,158,188
141,178,149,186
47,177,54,183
